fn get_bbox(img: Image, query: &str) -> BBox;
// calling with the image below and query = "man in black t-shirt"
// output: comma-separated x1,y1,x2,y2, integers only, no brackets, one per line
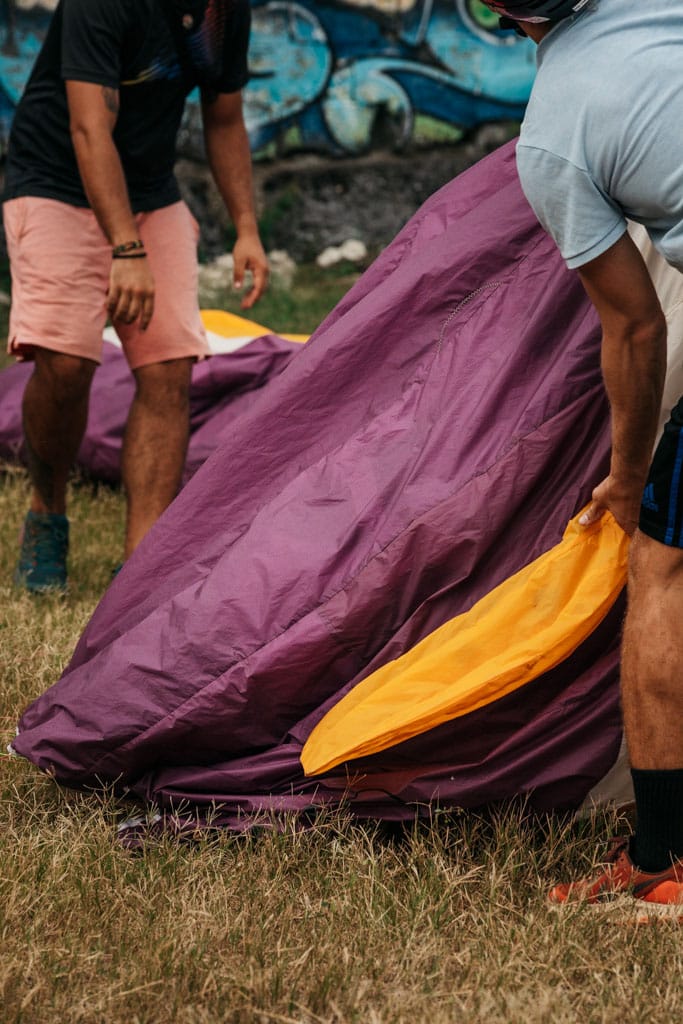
4,0,268,592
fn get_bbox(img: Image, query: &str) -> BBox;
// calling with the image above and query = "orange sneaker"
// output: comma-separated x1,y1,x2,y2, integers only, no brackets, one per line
549,838,683,906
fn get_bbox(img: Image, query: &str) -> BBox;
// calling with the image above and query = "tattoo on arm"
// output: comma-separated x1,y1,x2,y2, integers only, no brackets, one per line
102,87,120,116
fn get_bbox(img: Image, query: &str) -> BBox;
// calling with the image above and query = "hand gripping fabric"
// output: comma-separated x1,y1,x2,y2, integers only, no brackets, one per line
301,510,628,777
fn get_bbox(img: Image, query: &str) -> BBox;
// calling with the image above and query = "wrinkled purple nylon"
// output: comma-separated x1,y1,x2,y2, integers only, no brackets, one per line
12,141,622,831
0,334,298,483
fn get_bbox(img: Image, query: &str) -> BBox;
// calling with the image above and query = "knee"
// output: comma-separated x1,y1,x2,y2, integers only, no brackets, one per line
629,530,683,593
33,350,96,404
133,359,193,410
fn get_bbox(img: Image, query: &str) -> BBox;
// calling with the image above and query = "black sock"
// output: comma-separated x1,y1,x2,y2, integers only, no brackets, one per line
629,768,683,872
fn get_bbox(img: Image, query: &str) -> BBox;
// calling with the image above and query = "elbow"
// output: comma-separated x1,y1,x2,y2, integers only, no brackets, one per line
69,118,113,152
601,309,668,389
69,120,94,151
615,308,667,349
636,310,667,348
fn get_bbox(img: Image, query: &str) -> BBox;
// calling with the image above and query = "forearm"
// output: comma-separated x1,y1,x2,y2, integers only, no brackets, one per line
601,318,667,487
70,125,138,246
204,115,259,237
66,81,153,329
201,93,267,307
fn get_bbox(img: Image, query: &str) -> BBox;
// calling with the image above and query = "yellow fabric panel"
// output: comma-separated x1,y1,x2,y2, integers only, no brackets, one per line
200,309,308,344
301,511,628,777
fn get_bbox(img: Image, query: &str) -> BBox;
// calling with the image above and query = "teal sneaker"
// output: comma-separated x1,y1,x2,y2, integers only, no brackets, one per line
14,511,69,593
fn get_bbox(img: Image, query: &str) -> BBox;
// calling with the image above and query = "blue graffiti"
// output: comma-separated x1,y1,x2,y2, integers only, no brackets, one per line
243,0,535,153
0,1,536,158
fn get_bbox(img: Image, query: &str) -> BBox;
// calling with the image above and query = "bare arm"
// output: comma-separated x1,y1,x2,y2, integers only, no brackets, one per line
202,90,268,308
66,80,154,329
578,232,668,534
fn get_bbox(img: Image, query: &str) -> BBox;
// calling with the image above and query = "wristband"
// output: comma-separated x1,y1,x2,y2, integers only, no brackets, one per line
112,240,145,256
112,251,147,260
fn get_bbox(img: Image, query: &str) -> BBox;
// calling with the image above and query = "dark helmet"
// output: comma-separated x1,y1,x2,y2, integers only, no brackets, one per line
480,0,591,22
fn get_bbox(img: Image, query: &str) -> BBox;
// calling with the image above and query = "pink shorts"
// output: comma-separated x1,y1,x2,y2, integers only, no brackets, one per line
3,197,210,370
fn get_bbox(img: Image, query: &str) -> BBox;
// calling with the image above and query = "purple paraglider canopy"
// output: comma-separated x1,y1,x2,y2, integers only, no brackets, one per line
12,140,630,839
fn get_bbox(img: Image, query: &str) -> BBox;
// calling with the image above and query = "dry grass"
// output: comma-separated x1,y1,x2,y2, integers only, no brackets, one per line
2,467,683,1022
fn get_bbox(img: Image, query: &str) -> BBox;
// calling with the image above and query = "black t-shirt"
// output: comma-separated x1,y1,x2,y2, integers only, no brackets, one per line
4,0,250,211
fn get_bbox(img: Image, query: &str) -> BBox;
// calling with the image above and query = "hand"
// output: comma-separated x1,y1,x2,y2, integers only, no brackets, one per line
579,474,643,536
107,256,155,330
232,234,269,309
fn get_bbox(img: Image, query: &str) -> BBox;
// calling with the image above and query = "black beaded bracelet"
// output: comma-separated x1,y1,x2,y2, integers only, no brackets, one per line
112,251,147,260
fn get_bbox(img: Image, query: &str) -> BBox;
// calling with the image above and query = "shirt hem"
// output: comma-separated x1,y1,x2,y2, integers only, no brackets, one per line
60,66,120,89
2,182,182,215
564,222,628,270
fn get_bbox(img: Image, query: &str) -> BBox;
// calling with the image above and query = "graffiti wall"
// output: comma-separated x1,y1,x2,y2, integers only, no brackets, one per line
0,0,535,159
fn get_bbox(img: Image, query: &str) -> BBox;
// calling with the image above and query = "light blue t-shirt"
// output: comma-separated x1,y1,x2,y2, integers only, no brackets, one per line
517,0,683,271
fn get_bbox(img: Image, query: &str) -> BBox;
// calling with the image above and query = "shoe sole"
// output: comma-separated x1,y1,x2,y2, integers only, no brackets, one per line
591,897,683,925
551,896,683,925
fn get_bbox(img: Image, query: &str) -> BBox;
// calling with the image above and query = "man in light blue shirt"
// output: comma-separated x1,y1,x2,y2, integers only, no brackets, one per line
483,0,683,913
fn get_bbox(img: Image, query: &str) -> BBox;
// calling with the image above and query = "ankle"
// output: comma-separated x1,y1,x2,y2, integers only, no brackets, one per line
30,495,66,516
630,768,683,871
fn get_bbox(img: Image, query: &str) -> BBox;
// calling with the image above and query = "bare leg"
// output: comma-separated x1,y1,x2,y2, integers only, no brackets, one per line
121,357,193,559
621,531,683,870
22,349,97,514
622,530,683,769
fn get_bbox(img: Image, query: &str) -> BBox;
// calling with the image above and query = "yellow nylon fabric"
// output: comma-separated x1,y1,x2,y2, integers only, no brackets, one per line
200,309,308,344
301,511,628,777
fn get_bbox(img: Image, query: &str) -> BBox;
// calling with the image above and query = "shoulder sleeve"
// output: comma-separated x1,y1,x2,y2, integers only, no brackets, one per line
61,0,128,88
213,0,251,94
516,145,627,269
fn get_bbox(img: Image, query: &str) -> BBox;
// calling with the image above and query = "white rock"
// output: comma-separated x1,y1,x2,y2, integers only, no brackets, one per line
198,265,226,288
339,239,368,263
213,253,235,272
267,249,296,288
268,249,295,272
316,246,342,269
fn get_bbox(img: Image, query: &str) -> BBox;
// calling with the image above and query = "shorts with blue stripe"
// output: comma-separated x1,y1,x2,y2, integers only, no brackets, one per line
640,395,683,546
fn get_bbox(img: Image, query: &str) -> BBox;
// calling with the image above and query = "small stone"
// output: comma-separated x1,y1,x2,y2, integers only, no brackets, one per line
198,265,226,288
316,246,342,269
338,239,368,263
267,249,296,288
213,253,235,272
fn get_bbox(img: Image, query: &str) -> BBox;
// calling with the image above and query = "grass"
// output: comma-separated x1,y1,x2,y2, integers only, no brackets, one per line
2,273,683,1022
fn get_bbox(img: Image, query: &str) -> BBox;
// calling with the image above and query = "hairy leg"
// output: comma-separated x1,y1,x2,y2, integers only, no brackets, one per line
121,357,193,559
22,349,97,514
622,530,683,769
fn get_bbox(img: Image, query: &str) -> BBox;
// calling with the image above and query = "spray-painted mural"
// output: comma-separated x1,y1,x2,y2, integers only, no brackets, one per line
0,0,535,158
